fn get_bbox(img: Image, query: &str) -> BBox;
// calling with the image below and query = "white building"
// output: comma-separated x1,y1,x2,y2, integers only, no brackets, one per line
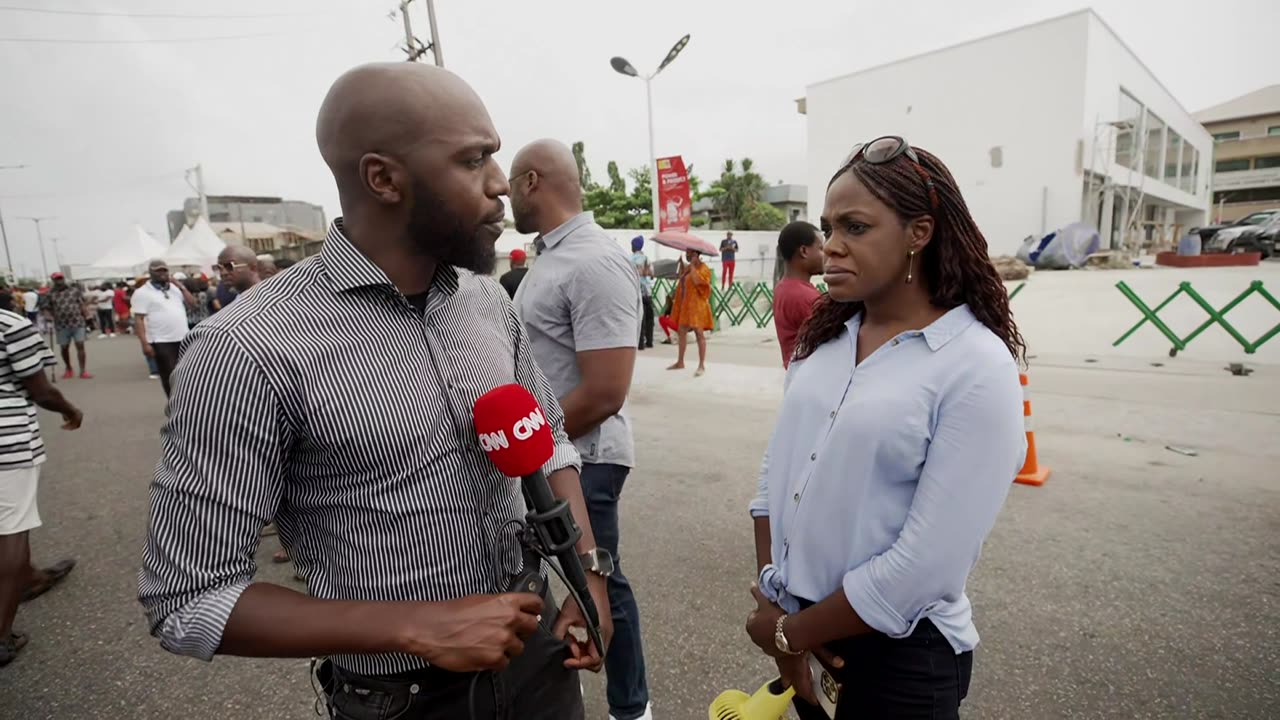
799,9,1212,256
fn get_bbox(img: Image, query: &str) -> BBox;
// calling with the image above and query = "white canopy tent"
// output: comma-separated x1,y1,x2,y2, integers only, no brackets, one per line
81,225,169,279
163,217,226,270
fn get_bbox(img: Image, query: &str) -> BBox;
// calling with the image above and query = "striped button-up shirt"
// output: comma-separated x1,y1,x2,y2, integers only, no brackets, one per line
138,219,580,676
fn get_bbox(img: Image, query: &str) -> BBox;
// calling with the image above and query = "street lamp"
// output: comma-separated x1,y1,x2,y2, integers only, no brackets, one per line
610,33,691,232
17,216,54,280
0,163,27,281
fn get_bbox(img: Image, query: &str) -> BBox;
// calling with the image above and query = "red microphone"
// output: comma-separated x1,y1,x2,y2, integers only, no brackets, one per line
473,383,555,479
472,384,604,655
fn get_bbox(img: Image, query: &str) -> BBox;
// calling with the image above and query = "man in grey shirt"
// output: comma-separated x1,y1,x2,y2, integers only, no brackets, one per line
509,139,651,720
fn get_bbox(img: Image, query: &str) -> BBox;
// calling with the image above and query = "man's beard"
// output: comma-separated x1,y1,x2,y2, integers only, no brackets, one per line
407,180,497,275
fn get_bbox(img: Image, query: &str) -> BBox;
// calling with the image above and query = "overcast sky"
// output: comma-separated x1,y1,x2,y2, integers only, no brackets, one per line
0,0,1275,275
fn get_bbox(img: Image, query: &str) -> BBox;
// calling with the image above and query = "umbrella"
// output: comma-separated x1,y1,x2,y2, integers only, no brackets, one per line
651,230,718,256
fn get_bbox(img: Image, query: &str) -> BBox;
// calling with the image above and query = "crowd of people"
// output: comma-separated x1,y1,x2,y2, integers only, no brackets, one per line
3,62,1029,720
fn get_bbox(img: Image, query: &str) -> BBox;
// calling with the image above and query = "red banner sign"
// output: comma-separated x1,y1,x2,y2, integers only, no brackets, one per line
656,155,692,232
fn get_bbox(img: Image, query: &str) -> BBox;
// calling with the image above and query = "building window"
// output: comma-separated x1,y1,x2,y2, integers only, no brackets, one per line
1144,111,1165,180
1256,155,1280,169
1214,158,1250,172
1191,148,1199,194
1179,141,1195,193
1212,131,1241,142
1269,127,1280,137
1114,89,1143,169
1164,130,1182,186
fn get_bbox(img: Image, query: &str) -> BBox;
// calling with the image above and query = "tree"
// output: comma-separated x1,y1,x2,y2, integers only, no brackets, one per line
582,162,652,228
738,201,787,230
571,141,593,189
705,157,783,230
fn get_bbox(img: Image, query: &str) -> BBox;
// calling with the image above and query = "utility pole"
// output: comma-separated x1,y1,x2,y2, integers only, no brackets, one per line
185,164,208,220
18,216,53,280
398,0,443,66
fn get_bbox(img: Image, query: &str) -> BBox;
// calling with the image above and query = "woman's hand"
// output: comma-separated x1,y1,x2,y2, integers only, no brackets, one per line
746,584,785,657
776,652,819,706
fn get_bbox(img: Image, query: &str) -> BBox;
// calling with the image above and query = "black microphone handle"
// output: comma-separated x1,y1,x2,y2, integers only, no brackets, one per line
520,469,602,632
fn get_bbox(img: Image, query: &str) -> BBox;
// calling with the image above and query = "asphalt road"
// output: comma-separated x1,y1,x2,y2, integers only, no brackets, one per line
0,333,1277,719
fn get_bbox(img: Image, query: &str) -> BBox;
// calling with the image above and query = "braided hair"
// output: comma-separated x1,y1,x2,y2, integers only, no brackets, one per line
793,147,1025,363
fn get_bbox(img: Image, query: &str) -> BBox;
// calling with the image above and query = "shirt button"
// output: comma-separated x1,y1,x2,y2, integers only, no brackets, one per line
810,452,817,461
793,492,800,502
892,338,900,346
829,411,836,419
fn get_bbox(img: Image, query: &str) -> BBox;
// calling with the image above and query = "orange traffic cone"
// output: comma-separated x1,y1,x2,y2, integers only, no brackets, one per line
1015,372,1050,486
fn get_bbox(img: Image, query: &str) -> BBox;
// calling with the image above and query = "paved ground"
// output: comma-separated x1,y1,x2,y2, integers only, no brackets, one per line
1,328,1277,719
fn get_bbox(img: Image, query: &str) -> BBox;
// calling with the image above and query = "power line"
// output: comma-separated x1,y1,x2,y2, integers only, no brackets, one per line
0,4,310,19
0,32,280,45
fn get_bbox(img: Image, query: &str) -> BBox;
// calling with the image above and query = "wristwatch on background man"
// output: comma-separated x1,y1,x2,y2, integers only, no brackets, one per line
579,548,615,578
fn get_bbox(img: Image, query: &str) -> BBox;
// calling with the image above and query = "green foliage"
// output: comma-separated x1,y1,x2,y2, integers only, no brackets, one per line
738,200,787,230
606,161,625,193
708,157,770,228
690,215,709,228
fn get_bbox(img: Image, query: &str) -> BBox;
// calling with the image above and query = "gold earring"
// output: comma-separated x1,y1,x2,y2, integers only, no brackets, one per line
906,250,916,284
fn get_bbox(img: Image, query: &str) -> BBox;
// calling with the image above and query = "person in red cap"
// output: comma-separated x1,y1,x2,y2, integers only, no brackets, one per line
36,273,91,379
499,247,529,299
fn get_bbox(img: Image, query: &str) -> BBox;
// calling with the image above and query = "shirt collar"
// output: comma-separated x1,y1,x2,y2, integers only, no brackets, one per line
845,304,976,352
320,217,459,297
537,211,594,253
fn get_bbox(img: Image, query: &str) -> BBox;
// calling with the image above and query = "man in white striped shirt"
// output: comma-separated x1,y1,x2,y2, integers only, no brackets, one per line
138,63,611,719
0,301,82,666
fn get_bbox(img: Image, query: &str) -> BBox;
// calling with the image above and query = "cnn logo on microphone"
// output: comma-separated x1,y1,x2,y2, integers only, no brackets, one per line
478,407,547,452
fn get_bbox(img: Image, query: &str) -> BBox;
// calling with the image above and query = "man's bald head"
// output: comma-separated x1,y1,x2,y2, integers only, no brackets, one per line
218,244,260,292
313,62,509,275
508,139,584,235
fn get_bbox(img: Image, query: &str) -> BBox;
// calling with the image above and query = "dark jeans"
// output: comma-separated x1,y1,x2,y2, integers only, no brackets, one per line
320,592,583,720
151,342,181,397
96,309,114,334
792,616,973,720
638,296,654,349
580,463,648,720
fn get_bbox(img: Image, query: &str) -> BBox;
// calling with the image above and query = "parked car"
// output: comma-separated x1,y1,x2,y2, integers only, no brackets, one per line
1196,209,1279,252
1225,214,1279,259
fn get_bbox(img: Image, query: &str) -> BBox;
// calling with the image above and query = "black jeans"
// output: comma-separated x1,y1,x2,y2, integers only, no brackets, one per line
319,593,583,720
580,463,648,719
96,309,114,334
638,296,654,349
151,342,181,397
792,617,972,720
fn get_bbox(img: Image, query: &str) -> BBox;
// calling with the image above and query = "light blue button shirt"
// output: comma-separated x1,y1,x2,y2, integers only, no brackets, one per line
750,305,1026,653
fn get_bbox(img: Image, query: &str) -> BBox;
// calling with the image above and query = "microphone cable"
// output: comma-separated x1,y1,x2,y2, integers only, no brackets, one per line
466,517,600,720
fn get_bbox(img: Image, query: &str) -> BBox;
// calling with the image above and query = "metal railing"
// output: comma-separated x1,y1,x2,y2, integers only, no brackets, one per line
1113,280,1280,356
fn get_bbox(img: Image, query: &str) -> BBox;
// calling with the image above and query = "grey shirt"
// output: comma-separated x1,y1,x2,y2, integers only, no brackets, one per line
515,212,641,467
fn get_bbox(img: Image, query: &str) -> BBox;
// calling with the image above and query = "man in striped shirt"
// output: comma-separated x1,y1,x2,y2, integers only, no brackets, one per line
138,63,611,719
0,302,82,666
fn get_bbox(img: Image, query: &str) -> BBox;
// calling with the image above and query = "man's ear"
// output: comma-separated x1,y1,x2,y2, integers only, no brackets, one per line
907,215,935,253
359,153,403,205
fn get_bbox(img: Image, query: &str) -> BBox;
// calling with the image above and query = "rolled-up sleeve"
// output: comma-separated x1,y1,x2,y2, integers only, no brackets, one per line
137,326,290,660
508,303,581,477
841,363,1026,638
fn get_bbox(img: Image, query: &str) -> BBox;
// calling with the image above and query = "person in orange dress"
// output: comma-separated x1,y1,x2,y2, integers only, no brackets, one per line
667,249,713,376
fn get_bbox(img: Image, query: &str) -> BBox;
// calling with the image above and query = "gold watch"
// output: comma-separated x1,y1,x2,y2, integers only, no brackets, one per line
774,614,803,656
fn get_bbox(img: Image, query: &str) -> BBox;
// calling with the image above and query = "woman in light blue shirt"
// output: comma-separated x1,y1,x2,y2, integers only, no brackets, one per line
744,137,1027,719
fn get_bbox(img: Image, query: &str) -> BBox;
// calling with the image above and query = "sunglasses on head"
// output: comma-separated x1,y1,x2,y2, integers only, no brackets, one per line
843,135,939,211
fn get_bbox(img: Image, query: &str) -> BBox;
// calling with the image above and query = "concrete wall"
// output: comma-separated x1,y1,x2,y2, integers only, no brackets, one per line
1203,113,1280,141
803,12,1092,257
494,227,786,281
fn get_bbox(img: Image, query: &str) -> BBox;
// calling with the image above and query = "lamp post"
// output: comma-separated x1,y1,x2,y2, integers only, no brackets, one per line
17,216,54,280
609,34,691,233
0,163,27,281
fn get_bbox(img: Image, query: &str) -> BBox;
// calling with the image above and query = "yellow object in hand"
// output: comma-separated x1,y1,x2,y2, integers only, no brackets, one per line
709,678,796,720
